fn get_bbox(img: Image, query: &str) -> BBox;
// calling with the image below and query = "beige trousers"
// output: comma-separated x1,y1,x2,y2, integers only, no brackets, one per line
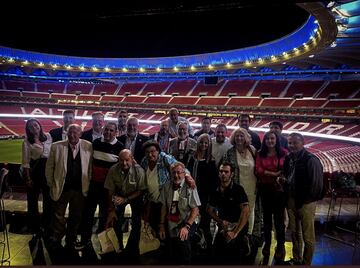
287,197,317,265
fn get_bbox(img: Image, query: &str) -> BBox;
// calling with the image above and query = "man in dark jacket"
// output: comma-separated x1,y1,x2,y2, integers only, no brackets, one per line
49,110,75,142
283,132,324,265
81,112,105,142
117,117,149,163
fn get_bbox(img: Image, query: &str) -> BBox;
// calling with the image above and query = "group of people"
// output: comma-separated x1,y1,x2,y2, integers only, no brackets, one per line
21,107,325,265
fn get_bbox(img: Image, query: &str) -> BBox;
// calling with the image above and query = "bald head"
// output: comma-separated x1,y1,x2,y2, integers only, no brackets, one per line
119,149,134,170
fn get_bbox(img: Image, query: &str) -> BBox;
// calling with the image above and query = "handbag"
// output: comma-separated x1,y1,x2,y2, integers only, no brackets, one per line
97,227,121,254
139,221,160,255
29,234,52,265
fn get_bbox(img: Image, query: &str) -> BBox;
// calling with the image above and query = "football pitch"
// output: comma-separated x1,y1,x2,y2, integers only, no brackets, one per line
0,139,23,164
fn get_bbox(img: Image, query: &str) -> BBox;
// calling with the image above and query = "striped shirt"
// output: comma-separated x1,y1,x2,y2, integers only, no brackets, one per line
92,137,125,182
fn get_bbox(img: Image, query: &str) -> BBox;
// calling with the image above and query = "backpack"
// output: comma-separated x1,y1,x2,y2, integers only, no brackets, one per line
335,172,356,190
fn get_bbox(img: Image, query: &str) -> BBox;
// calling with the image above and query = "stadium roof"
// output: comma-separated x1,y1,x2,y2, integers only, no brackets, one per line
0,1,309,58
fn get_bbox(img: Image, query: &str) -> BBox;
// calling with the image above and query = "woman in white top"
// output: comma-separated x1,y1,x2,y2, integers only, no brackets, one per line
223,127,257,234
22,118,52,235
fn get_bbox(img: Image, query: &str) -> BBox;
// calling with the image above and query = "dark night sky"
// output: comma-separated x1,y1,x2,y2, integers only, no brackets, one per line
0,1,310,58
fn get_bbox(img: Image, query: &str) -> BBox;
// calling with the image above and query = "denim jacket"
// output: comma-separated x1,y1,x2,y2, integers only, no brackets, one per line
141,152,177,186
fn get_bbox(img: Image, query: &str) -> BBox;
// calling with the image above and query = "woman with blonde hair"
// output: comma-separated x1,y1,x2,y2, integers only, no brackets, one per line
223,127,257,235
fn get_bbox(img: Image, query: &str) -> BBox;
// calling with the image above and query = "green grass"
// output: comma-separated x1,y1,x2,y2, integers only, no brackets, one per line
0,139,23,164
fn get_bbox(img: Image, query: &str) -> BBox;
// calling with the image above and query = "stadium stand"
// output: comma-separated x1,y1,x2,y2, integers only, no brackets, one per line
163,80,197,95
0,90,21,97
291,99,328,108
22,92,50,99
3,80,35,92
251,80,289,97
143,96,172,104
190,79,226,96
77,94,101,102
50,93,77,101
219,79,256,96
259,98,294,107
117,82,146,95
141,81,171,95
325,100,360,108
66,83,94,95
122,96,147,103
37,81,66,93
284,80,325,98
92,83,119,95
100,95,124,103
168,96,198,105
227,97,262,107
196,97,228,106
317,80,360,99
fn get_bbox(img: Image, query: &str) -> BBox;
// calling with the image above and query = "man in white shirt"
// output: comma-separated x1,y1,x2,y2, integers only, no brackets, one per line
211,123,232,167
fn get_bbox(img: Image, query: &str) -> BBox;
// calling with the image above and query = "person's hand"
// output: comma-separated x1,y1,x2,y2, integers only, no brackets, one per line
185,174,196,189
221,220,230,230
26,179,34,188
179,226,189,241
112,195,128,206
105,210,117,228
159,224,166,240
225,230,238,242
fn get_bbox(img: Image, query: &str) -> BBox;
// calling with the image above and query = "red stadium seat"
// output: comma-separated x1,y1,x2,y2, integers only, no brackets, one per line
251,80,289,97
141,82,171,95
164,80,197,96
219,79,255,96
284,80,325,98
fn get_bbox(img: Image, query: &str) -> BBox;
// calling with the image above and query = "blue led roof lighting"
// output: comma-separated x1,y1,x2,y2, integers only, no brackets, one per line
0,16,317,70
